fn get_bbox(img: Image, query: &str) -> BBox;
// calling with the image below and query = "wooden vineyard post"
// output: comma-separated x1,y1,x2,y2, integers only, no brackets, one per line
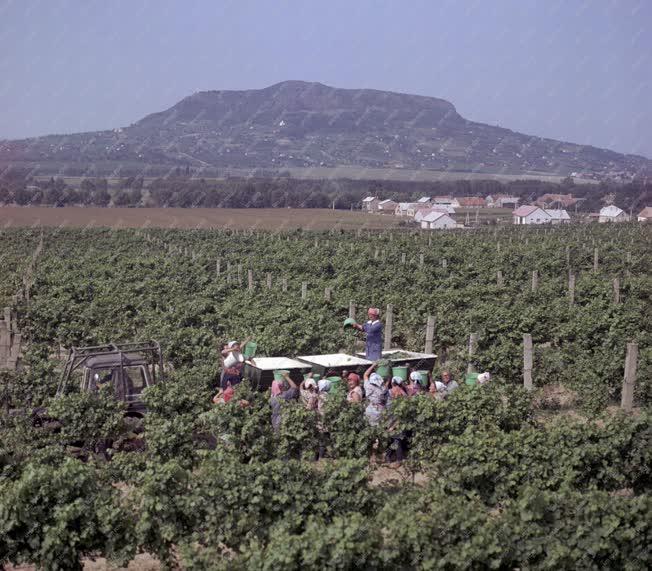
565,245,570,267
531,270,538,292
374,249,379,259
568,272,576,306
282,278,288,293
324,287,331,301
384,304,393,351
467,332,478,374
497,270,504,287
216,260,221,277
428,235,432,246
593,248,599,272
237,264,242,286
613,277,620,304
523,334,533,391
419,253,424,267
301,282,308,300
425,315,435,354
266,273,272,290
442,258,447,269
348,301,356,320
247,269,254,291
621,342,638,412
401,252,406,265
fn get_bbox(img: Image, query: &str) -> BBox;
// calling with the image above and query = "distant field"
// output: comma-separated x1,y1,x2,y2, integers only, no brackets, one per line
0,207,406,230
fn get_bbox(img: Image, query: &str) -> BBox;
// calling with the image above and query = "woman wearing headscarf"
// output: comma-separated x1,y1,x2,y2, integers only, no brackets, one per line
363,362,388,426
346,372,364,403
220,340,251,390
299,376,319,410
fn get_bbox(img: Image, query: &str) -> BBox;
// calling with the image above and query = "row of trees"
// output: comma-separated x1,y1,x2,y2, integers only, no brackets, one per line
0,168,649,211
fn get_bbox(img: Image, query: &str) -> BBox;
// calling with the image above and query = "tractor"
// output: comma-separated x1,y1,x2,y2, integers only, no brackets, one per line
57,340,164,418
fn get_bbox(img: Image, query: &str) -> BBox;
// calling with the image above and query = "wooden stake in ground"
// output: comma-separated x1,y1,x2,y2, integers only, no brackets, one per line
621,342,638,412
216,260,221,277
248,269,254,291
497,270,504,287
425,316,435,354
384,304,393,351
467,332,478,374
613,277,620,304
349,301,356,320
523,334,533,390
324,287,331,301
282,278,288,292
593,248,599,272
531,270,538,292
568,272,576,305
419,253,424,267
401,252,406,265
266,273,272,290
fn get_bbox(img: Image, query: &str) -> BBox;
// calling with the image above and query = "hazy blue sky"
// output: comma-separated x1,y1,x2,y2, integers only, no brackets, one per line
1,0,650,157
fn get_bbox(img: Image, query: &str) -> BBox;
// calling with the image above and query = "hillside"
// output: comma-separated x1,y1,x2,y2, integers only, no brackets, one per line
1,80,650,179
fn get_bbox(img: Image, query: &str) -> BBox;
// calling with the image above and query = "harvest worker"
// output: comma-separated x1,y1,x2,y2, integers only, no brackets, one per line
220,339,255,390
351,308,383,361
270,371,298,432
441,370,459,397
363,362,387,426
346,373,364,403
299,377,319,410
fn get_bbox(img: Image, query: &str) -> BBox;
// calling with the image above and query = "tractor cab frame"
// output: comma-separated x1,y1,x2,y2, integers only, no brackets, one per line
57,340,164,417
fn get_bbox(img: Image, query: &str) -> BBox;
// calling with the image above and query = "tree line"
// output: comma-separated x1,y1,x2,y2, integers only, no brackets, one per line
0,168,649,212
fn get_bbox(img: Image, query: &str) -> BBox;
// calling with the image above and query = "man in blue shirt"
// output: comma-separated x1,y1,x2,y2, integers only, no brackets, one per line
353,307,383,361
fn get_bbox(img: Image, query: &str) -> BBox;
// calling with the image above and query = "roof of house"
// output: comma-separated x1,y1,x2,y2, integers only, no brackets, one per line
544,209,571,220
537,193,577,206
457,197,486,207
362,196,377,202
417,197,431,203
499,196,520,202
637,206,652,218
513,205,543,217
396,202,417,210
378,199,395,205
599,205,624,217
422,211,451,222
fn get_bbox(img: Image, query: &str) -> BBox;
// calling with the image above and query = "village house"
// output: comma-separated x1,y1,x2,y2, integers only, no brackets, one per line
457,197,486,208
414,206,451,224
420,211,457,230
544,209,571,224
362,196,379,212
598,205,628,223
432,196,460,208
487,195,520,208
636,207,652,222
377,199,397,213
535,193,577,209
395,202,419,216
513,205,552,225
416,196,431,205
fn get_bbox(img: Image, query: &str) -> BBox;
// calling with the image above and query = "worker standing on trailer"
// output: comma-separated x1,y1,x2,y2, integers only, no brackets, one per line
352,307,383,361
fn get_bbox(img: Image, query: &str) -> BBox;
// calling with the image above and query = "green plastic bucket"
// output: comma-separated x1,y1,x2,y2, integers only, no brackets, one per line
416,370,430,387
376,359,391,378
326,376,342,392
243,341,257,359
392,366,408,381
343,317,356,329
273,370,289,381
465,372,479,386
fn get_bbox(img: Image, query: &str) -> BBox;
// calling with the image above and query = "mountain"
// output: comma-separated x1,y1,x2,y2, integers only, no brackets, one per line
1,80,650,179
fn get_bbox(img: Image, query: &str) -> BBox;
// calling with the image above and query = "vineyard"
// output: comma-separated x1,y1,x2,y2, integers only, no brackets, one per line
0,222,651,570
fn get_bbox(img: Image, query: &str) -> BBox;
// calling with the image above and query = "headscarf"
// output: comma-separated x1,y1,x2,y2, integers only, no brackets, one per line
409,371,421,382
318,379,331,393
304,379,317,390
478,372,491,384
369,373,383,386
391,376,404,385
347,373,361,384
227,340,238,348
